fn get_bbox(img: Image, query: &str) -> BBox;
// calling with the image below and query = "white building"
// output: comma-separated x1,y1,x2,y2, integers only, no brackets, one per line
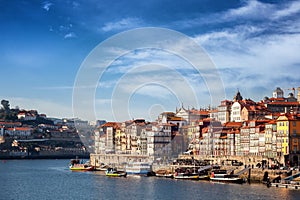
147,124,172,160
231,101,243,122
5,127,33,137
217,100,232,124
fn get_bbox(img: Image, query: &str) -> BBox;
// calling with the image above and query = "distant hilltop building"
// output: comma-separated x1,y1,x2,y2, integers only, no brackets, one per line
273,87,284,98
263,87,299,113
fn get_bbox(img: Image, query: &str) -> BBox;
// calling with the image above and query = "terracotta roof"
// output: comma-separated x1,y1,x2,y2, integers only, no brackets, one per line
268,101,299,105
169,116,185,121
6,127,33,131
268,97,285,101
0,122,22,126
224,122,242,128
190,110,209,115
267,120,277,124
101,122,120,129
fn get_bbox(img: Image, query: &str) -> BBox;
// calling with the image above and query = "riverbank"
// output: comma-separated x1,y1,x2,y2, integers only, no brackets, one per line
0,151,90,160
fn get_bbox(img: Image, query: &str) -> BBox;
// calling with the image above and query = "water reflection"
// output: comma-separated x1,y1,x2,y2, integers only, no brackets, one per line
1,160,300,200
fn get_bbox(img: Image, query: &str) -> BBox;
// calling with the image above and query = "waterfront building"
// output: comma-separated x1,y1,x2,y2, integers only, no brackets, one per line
97,122,120,154
199,127,210,156
167,116,187,129
175,106,190,123
115,128,122,153
158,112,176,124
222,122,242,156
208,120,223,156
276,115,290,157
175,106,209,124
209,109,218,120
258,128,266,156
146,123,172,161
231,101,242,122
289,115,300,166
248,120,268,156
217,100,232,124
240,123,250,156
234,128,242,156
265,121,277,158
187,121,201,155
125,120,146,154
276,113,300,166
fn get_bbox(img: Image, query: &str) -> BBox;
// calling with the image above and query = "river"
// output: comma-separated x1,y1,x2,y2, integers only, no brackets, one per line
0,159,299,200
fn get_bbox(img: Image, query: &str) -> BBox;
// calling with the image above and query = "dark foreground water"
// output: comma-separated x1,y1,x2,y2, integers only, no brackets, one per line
0,160,299,200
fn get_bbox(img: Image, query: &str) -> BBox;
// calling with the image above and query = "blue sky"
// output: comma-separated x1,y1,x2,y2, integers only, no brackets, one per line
1,0,300,121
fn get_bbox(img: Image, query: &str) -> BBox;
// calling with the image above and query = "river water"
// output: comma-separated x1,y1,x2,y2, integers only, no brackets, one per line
0,159,299,200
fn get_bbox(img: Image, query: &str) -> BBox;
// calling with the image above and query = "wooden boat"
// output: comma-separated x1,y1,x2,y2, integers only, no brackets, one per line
156,173,173,178
69,159,94,171
105,168,127,177
210,170,244,184
155,169,173,178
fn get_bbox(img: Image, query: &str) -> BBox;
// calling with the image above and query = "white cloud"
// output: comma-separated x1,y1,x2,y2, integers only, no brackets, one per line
42,1,53,11
101,17,143,32
224,0,273,20
272,1,300,19
64,32,77,39
194,25,300,100
132,84,175,99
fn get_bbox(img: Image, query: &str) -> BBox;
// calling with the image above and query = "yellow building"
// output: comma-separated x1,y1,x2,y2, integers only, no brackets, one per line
115,128,122,152
276,115,289,156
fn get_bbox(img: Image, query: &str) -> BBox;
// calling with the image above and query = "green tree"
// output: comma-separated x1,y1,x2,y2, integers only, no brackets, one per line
0,100,18,121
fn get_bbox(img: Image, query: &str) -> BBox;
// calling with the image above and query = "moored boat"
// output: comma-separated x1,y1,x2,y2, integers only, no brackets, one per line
210,170,244,184
173,172,199,180
125,162,152,175
173,167,205,180
155,169,173,178
105,168,127,177
69,159,94,171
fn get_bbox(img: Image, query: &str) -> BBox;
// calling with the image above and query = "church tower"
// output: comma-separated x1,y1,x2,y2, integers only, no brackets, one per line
233,90,243,102
273,87,284,98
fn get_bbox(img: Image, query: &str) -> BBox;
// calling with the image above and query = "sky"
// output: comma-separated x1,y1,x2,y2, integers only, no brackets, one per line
1,0,300,121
